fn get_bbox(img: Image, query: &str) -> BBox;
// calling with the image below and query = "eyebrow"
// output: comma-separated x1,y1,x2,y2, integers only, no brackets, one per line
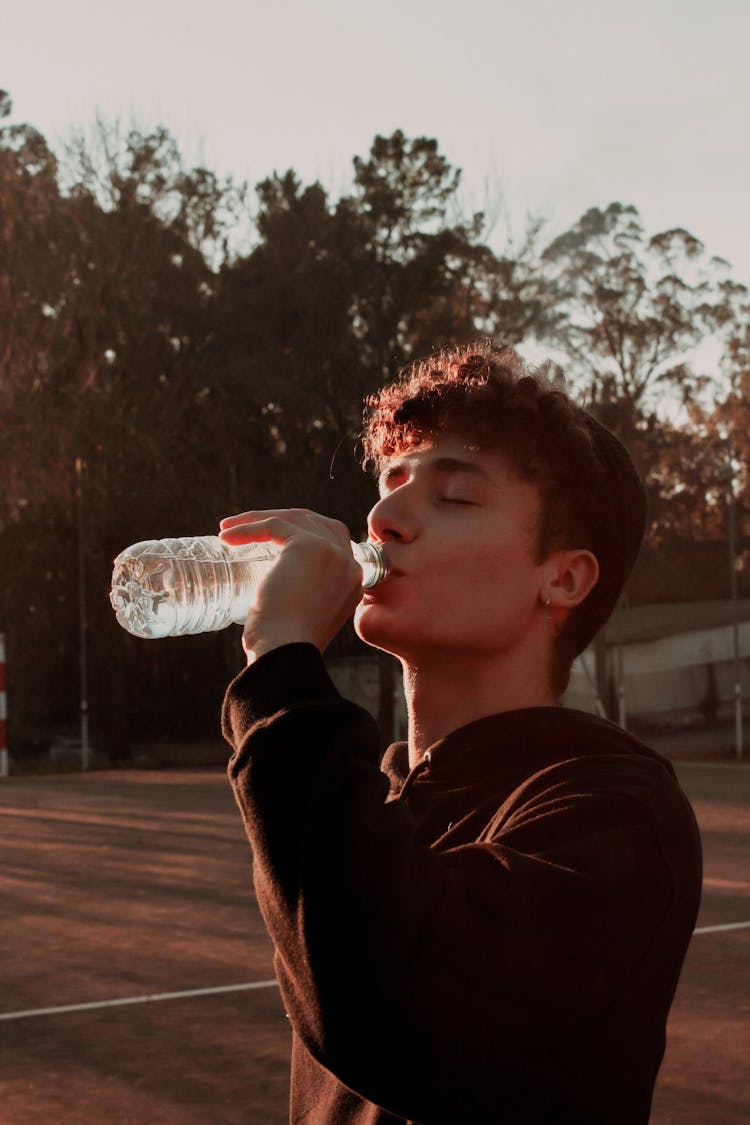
379,455,493,490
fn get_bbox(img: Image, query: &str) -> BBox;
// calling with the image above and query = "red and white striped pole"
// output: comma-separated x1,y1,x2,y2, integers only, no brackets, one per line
0,633,8,778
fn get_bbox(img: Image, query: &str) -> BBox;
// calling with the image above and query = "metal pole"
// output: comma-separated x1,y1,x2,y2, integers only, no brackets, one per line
727,444,743,761
594,632,610,720
617,641,627,730
75,458,90,770
0,633,8,777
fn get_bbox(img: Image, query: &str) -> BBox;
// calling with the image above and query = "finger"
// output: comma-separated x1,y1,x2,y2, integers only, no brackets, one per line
219,515,301,547
220,509,352,546
219,509,278,531
220,508,324,531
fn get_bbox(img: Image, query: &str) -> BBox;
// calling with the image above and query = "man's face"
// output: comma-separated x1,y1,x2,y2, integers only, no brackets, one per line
354,435,549,663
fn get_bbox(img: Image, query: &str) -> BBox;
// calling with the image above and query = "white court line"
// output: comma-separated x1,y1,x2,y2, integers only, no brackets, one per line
693,920,750,935
1,920,748,1023
0,979,279,1023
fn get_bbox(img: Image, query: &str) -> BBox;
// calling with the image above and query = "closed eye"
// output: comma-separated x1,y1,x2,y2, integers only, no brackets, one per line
439,496,477,505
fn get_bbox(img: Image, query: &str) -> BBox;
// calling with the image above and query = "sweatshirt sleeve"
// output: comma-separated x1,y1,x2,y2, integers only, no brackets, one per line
222,643,700,1124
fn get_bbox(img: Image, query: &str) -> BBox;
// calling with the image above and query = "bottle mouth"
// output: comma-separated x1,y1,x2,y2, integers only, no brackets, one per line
361,541,390,588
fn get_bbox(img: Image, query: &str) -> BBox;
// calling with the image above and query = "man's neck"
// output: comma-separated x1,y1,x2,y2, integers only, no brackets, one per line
401,648,557,768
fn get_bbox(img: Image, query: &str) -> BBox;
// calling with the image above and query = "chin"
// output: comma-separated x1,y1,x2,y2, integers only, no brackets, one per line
354,603,402,652
353,602,380,644
355,606,426,662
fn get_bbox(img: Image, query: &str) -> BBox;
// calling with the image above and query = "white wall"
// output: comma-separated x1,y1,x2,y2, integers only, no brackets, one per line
567,622,750,722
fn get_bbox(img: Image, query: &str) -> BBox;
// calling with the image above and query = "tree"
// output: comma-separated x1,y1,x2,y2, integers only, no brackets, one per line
481,214,559,348
61,118,247,266
541,203,725,444
211,132,527,532
696,289,750,591
337,132,511,737
341,130,489,375
0,110,251,755
208,170,371,522
209,131,542,739
0,95,87,742
534,202,749,616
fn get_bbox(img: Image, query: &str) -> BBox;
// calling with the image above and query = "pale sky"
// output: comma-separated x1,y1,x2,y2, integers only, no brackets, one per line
2,0,749,283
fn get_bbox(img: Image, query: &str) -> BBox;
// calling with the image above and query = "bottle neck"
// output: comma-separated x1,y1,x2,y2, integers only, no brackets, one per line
353,541,389,588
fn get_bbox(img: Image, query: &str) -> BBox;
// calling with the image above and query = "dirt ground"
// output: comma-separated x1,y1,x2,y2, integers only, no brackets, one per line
0,760,748,1124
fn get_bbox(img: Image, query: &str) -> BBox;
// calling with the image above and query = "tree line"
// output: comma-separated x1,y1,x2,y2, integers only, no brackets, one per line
1,89,748,757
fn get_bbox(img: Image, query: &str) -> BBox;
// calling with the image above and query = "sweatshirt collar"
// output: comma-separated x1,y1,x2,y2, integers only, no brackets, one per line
381,706,672,795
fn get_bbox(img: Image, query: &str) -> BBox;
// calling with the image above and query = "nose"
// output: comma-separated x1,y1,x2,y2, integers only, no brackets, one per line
367,489,418,545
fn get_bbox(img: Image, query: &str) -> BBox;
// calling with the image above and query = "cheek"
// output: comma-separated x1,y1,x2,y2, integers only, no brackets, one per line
452,544,540,619
456,539,526,590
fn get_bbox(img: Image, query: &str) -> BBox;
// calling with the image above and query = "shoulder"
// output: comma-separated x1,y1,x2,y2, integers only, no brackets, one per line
505,710,694,828
478,708,701,875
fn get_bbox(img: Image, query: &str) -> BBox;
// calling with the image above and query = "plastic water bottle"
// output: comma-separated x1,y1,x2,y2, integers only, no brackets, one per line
110,535,389,639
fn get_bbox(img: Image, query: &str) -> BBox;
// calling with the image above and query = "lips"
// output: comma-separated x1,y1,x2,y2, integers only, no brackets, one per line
367,546,401,582
360,566,403,599
380,565,404,583
379,548,403,579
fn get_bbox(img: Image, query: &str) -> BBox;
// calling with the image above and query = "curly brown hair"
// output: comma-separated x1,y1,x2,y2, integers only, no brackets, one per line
361,342,614,696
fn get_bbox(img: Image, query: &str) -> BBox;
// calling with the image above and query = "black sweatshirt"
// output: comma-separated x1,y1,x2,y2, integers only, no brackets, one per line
222,643,702,1125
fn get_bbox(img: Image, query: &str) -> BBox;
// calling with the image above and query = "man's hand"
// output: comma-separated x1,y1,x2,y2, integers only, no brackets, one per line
219,509,363,665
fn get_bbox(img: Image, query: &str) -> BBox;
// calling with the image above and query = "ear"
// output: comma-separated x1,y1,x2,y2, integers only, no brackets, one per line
543,549,599,612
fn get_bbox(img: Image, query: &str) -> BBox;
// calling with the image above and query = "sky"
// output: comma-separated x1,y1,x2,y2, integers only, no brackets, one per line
2,0,750,284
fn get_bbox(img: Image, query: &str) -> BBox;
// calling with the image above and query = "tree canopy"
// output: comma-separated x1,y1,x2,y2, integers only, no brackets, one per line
1,98,748,752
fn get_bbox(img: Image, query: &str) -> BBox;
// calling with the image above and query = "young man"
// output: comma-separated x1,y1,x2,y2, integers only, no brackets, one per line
220,344,702,1124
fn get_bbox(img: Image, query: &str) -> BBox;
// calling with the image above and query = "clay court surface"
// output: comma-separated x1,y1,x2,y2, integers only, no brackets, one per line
1,760,748,1124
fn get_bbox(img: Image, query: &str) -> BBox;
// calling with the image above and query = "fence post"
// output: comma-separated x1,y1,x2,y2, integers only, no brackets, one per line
75,458,91,770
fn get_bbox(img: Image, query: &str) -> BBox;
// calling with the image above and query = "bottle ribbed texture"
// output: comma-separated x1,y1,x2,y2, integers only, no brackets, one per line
110,535,387,639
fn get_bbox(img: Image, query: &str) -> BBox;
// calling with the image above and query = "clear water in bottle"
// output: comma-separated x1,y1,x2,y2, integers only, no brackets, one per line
110,535,388,639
